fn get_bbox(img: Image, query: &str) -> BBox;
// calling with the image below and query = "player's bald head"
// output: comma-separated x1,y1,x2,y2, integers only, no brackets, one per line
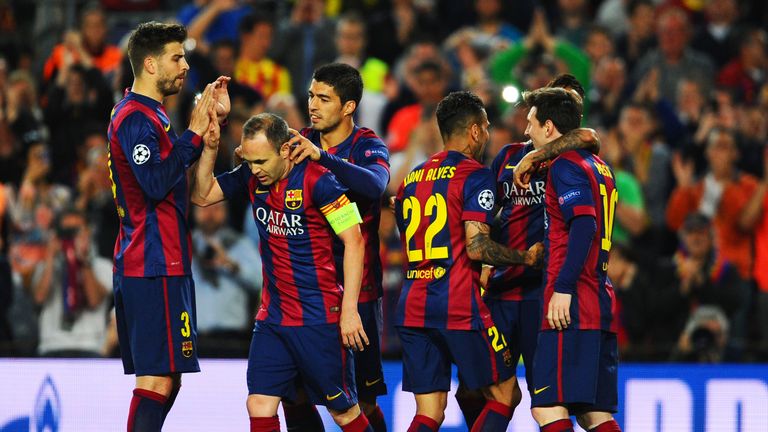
243,113,291,151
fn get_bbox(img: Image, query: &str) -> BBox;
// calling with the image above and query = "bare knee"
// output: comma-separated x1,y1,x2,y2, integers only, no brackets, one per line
329,403,361,426
576,411,614,430
247,394,281,418
135,374,178,397
414,392,447,425
531,406,569,426
483,376,520,407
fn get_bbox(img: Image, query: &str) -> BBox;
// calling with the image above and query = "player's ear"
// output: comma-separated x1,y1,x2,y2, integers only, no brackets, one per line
144,56,156,75
278,142,291,158
342,100,356,117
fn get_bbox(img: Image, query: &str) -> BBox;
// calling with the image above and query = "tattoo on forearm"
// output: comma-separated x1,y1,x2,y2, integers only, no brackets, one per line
533,129,600,163
466,221,527,266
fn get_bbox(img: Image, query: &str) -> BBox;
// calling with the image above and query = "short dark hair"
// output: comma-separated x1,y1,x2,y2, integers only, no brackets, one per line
127,22,187,77
238,13,272,36
546,73,585,100
436,91,486,140
243,113,291,151
312,63,363,106
413,60,445,79
522,87,582,135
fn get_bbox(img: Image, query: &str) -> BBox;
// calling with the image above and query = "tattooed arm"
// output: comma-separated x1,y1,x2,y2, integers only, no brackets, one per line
513,128,600,189
465,221,543,267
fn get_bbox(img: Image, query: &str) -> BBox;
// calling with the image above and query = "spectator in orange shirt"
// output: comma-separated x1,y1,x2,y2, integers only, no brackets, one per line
42,6,122,83
667,128,757,359
667,128,758,280
233,13,291,101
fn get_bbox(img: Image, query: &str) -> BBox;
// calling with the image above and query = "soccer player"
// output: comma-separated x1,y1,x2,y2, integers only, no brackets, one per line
192,112,374,432
108,21,229,431
456,75,600,428
394,91,543,432
283,62,390,431
521,87,622,432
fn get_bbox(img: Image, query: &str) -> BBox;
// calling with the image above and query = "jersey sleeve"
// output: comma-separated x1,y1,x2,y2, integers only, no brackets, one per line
461,167,496,224
116,111,203,201
318,137,390,199
489,146,510,204
216,163,253,200
550,158,596,224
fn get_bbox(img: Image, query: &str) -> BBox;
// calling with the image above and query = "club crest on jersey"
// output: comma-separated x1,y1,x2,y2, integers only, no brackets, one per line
181,341,193,358
132,144,151,165
285,189,303,210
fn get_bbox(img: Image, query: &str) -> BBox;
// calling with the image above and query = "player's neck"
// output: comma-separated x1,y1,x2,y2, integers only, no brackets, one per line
319,119,355,151
130,79,164,104
443,139,480,161
537,132,563,150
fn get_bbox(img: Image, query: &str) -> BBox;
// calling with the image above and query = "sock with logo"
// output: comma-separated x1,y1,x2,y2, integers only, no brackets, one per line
250,416,280,432
590,419,621,432
407,415,439,432
284,401,325,431
367,405,387,432
127,388,167,432
160,384,181,424
541,418,574,432
455,390,486,428
342,413,373,432
471,400,513,432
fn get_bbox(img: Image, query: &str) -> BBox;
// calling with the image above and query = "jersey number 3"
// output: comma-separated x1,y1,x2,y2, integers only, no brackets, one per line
402,194,448,262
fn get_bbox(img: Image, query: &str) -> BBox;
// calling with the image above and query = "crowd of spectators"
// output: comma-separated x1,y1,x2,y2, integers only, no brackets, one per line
0,0,766,363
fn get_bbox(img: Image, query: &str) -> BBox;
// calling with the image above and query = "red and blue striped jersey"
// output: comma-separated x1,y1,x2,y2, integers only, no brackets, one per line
543,150,618,332
108,91,203,277
217,161,352,326
394,151,496,330
300,126,389,302
487,142,546,301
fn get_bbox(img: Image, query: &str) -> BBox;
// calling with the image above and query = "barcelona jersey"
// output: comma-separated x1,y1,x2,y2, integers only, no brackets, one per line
300,126,389,302
487,142,546,301
394,151,497,330
108,91,203,277
543,150,618,332
217,161,352,326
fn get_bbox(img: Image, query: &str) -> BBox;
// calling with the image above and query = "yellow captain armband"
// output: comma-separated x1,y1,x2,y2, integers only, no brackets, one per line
321,195,362,234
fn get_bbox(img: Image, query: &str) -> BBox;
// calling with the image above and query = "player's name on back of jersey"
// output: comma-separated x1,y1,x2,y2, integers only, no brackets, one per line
402,166,456,187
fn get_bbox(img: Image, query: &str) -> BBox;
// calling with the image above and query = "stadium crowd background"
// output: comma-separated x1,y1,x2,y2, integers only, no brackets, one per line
0,0,766,365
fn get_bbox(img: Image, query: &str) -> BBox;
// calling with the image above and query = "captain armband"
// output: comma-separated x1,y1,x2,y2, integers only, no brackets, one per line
321,195,362,234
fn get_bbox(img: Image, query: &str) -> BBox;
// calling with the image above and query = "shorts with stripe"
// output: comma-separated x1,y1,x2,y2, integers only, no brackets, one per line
114,275,200,376
247,321,357,411
397,326,515,394
531,329,618,413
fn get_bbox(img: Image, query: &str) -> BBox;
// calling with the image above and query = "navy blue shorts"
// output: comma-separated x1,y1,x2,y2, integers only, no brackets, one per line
484,298,541,393
531,330,618,413
247,321,357,411
114,275,200,376
397,326,515,394
354,299,387,399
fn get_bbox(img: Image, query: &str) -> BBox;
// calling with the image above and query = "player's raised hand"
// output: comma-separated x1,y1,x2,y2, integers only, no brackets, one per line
190,84,215,136
203,104,220,150
286,128,321,163
547,292,572,331
340,309,369,352
513,149,542,189
213,76,231,122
